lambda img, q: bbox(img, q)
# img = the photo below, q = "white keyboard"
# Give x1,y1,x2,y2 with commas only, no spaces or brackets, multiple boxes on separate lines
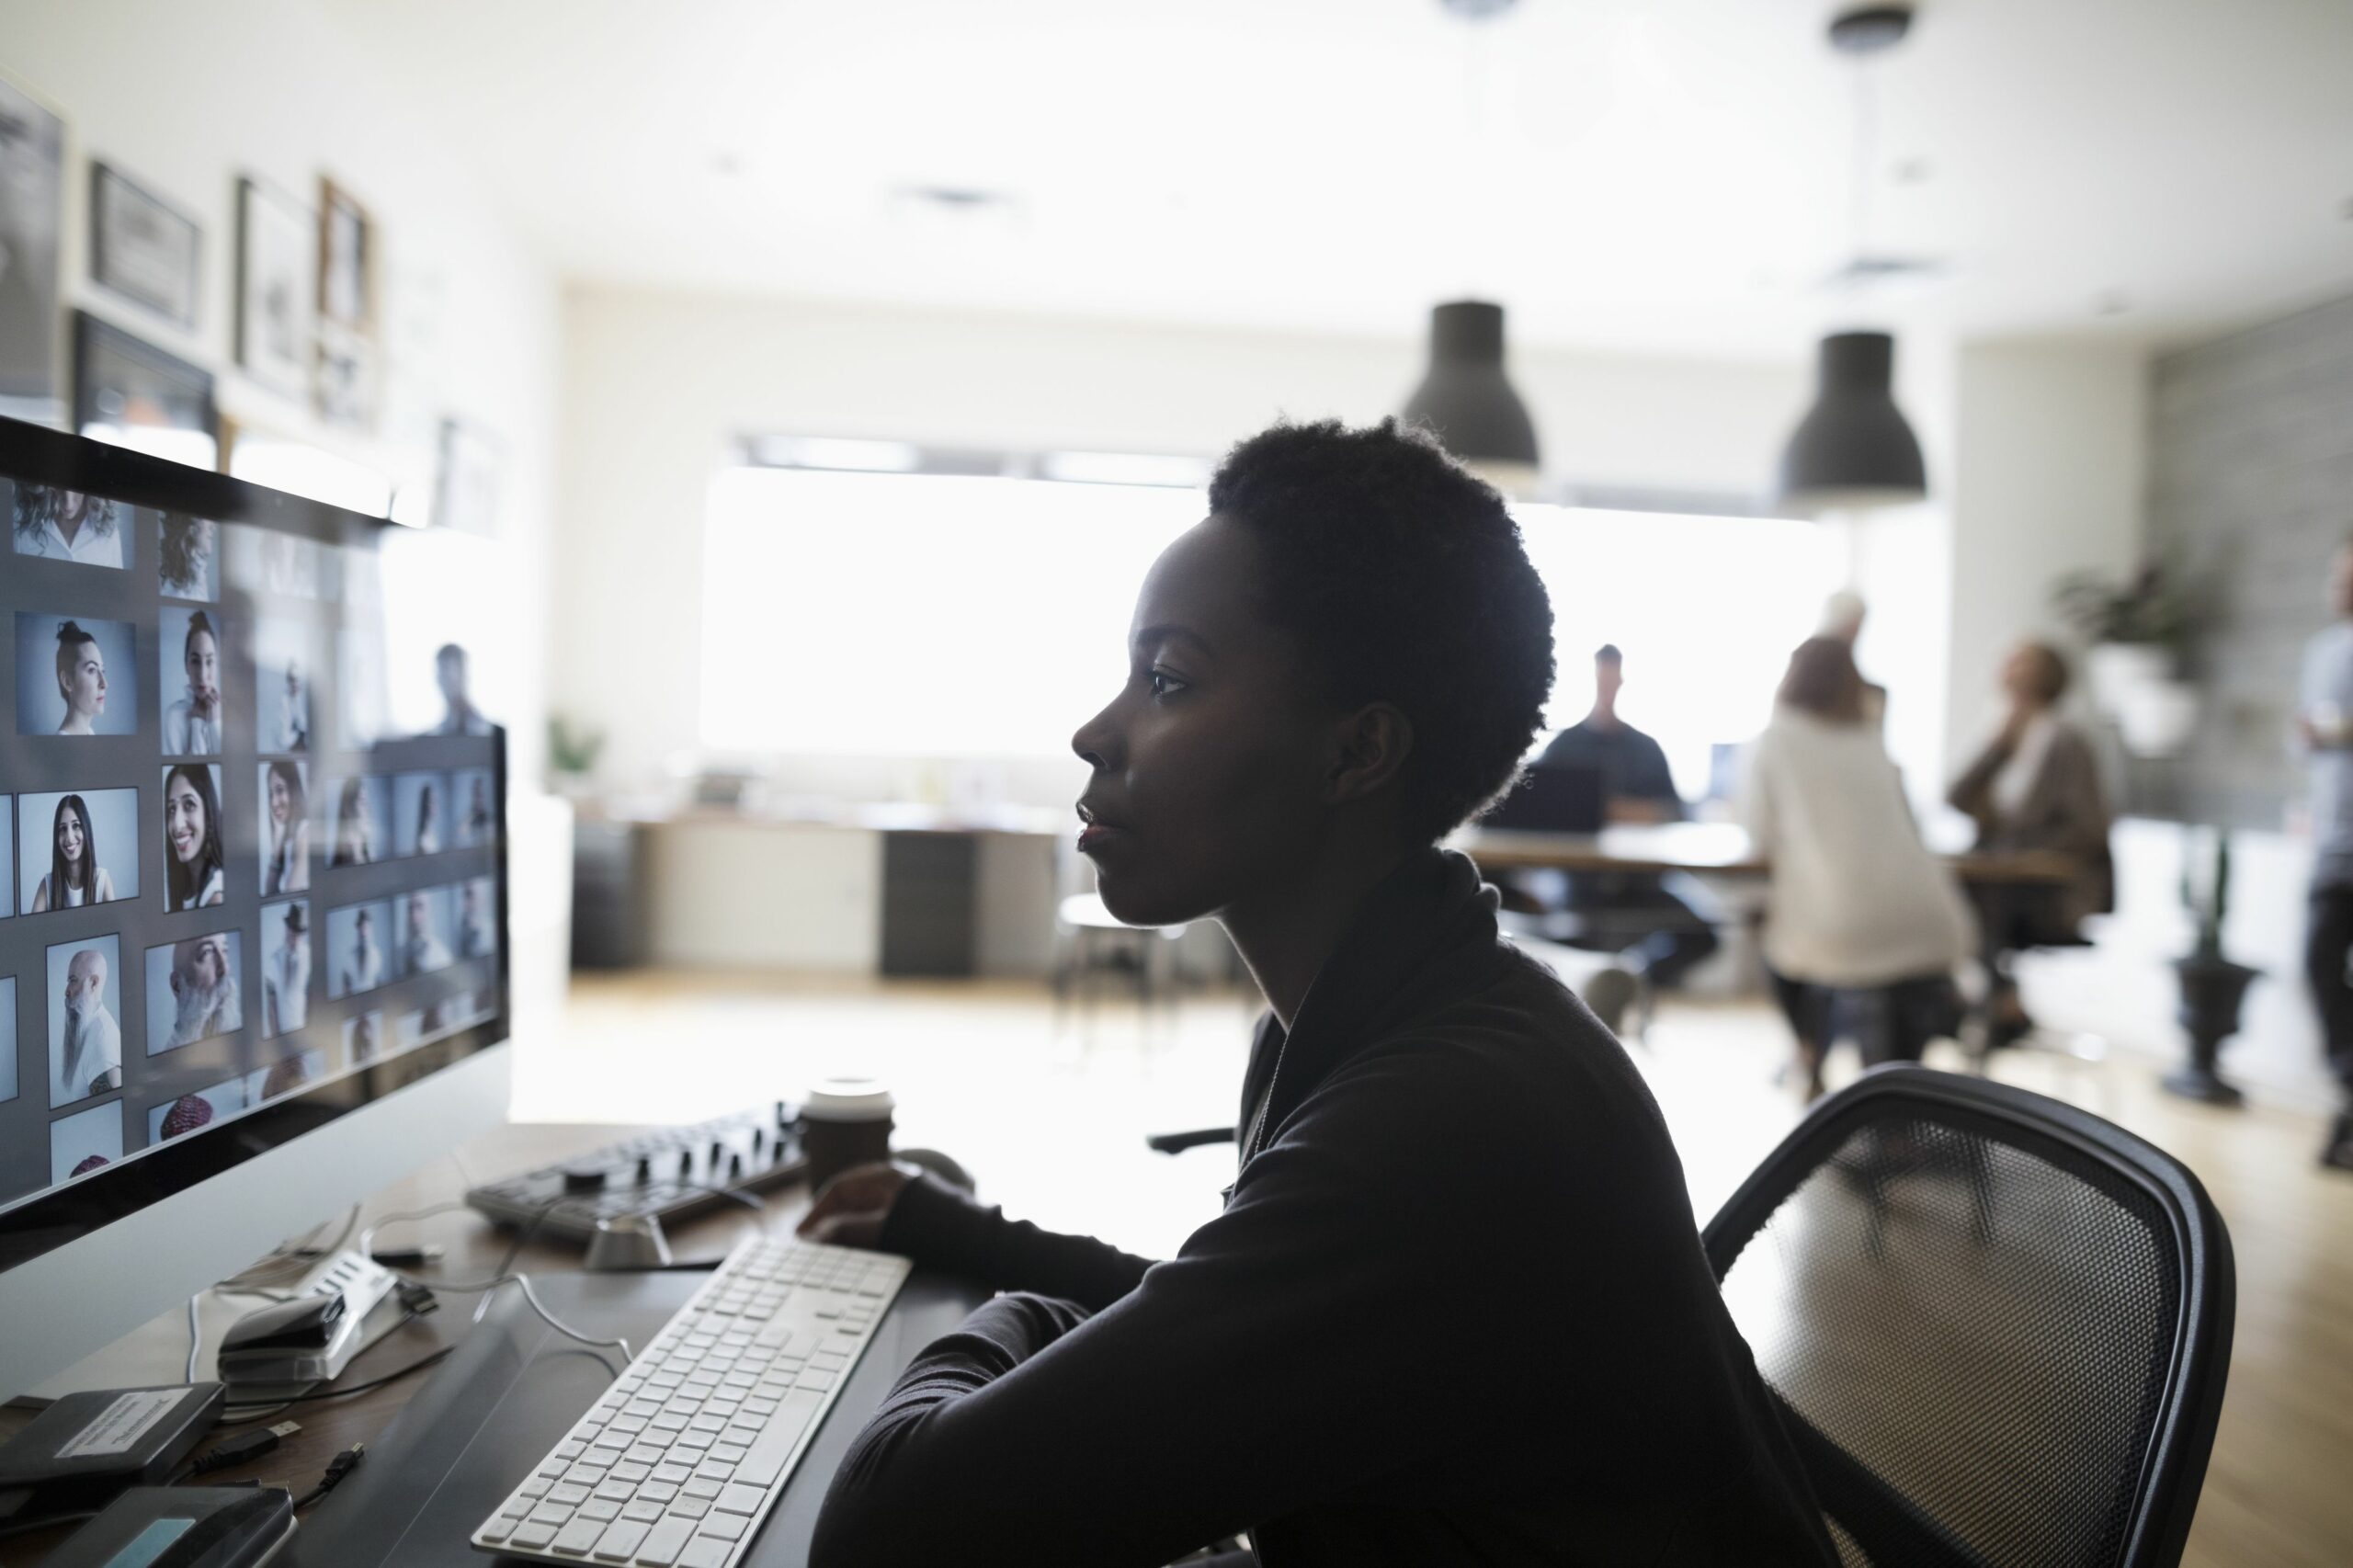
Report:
471,1236,910,1566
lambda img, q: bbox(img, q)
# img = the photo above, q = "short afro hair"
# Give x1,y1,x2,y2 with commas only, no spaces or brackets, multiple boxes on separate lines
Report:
1206,418,1555,844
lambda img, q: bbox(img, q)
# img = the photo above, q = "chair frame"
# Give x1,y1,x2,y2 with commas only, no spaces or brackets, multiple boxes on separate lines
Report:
1701,1064,2235,1568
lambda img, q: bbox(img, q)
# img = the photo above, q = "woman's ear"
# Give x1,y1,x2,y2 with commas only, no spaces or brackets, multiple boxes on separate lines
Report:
1325,702,1415,804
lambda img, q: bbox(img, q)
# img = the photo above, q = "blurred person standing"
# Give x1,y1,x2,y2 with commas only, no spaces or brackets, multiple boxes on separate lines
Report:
1745,638,1973,1098
1818,589,1888,728
1946,640,2113,1044
2298,537,2353,1172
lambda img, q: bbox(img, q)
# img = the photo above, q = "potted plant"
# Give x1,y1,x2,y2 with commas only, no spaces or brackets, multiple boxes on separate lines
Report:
2052,559,2200,756
2165,828,2256,1107
548,713,605,800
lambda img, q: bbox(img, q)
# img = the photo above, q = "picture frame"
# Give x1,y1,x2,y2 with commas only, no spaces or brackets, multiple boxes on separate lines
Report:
72,309,218,470
435,416,506,535
89,162,200,330
235,176,315,402
317,176,375,334
0,72,66,417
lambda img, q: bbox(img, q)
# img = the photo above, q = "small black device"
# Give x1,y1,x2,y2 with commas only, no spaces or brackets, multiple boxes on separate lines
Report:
0,1384,225,1525
41,1485,294,1568
464,1105,805,1242
1479,763,1607,834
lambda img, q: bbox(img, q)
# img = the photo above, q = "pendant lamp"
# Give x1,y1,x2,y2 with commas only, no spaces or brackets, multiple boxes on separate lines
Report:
1778,330,1926,513
1403,300,1540,496
1776,3,1928,516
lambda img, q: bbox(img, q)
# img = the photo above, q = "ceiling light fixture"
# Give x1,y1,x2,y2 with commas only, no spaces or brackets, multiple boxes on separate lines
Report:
1777,2,1928,516
1403,0,1540,498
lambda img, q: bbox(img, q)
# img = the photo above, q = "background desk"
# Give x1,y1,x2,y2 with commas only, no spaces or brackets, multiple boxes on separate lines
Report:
3,1122,956,1565
1458,821,2076,885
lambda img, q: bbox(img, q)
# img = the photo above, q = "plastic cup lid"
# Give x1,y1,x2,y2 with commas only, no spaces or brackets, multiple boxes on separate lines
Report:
802,1076,895,1121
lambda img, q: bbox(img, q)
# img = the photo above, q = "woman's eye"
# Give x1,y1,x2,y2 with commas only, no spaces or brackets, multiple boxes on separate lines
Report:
1147,668,1188,699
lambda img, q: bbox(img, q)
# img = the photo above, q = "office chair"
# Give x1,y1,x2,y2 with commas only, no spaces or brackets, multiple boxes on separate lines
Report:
1704,1065,2234,1568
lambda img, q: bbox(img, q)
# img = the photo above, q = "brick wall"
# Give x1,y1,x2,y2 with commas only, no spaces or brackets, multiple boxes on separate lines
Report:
2147,291,2353,826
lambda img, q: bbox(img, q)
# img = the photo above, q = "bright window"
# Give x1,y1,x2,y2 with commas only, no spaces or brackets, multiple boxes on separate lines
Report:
700,465,1847,790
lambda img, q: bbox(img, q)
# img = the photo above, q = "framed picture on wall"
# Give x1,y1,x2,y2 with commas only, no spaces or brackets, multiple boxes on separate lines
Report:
236,176,315,401
0,72,66,419
72,309,218,469
89,162,200,330
317,176,375,333
435,416,506,535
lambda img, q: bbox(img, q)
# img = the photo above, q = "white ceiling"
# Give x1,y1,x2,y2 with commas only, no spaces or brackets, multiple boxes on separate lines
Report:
320,0,2353,358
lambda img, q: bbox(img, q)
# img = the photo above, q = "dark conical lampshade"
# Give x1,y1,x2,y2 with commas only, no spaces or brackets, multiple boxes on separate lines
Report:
1403,301,1540,496
1777,330,1927,514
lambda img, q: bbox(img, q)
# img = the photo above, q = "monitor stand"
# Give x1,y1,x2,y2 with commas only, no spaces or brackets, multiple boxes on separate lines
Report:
284,1264,989,1567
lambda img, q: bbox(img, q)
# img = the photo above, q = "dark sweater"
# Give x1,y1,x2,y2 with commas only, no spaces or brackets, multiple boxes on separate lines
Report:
812,848,1837,1568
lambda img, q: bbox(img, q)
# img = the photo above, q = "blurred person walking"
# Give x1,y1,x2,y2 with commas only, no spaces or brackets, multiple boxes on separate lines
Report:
1745,637,1972,1098
2297,538,2353,1172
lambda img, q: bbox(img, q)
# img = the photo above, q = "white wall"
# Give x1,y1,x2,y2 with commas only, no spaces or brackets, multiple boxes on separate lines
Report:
554,285,1811,790
1,0,562,782
1942,339,2150,767
2,0,566,1034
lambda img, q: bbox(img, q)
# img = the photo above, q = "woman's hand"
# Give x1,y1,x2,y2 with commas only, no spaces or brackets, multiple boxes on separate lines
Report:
797,1161,918,1249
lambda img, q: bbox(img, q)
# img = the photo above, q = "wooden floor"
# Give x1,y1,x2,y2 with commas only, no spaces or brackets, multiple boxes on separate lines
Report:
543,971,2353,1566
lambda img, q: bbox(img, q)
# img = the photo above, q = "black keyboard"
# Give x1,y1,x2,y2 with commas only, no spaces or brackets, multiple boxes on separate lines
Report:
466,1105,808,1242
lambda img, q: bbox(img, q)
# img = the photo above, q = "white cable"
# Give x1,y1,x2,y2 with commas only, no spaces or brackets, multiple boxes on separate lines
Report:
185,1294,203,1382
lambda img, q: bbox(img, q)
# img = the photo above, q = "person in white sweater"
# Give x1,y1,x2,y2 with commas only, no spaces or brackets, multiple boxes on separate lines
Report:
1744,637,1974,1098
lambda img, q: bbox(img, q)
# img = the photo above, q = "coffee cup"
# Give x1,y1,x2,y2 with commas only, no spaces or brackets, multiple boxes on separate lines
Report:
800,1076,896,1193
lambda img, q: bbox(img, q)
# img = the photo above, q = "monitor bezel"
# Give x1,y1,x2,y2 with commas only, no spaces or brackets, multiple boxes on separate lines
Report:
0,415,512,1278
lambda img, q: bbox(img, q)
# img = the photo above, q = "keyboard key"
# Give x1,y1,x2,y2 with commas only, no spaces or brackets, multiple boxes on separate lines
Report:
580,1499,624,1523
698,1512,748,1541
682,1477,723,1500
665,1496,710,1520
479,1514,517,1543
551,1483,593,1506
622,1499,666,1523
678,1538,732,1568
556,1518,608,1553
613,1461,653,1484
512,1521,561,1551
640,1482,680,1504
653,1462,694,1484
710,1443,750,1466
734,1390,825,1486
714,1483,766,1516
595,1520,650,1562
529,1501,574,1526
634,1516,695,1565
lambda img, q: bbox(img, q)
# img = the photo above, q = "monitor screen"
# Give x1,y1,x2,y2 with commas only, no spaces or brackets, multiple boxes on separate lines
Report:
0,418,508,1273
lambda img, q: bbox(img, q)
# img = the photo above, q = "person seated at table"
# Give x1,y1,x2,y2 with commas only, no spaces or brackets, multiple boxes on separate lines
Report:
1746,636,1974,1100
797,419,1836,1568
1521,644,1721,1020
1946,640,2113,1044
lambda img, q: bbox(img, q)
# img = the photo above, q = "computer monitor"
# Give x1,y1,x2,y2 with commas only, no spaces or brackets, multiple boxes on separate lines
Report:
0,417,512,1400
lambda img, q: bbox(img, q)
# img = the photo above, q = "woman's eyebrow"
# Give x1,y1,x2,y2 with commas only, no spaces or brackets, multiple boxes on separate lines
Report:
1133,623,1215,660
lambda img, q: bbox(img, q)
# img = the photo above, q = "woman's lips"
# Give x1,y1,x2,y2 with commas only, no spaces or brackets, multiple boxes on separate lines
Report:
173,829,197,858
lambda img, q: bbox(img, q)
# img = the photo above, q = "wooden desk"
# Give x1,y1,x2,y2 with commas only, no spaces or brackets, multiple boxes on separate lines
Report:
2,1121,815,1563
1458,822,2077,886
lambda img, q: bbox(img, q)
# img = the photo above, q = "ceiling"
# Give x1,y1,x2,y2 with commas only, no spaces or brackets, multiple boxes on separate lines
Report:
319,0,2353,358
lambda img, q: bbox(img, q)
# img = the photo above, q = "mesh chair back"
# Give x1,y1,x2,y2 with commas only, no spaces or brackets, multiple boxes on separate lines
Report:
1705,1066,2233,1568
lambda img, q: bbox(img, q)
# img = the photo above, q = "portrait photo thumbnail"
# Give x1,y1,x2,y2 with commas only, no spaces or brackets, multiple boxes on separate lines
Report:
392,770,446,858
344,1009,384,1068
148,1077,247,1144
326,898,392,1000
17,787,141,914
158,512,221,601
260,899,311,1039
260,760,312,896
244,1045,324,1108
12,485,129,571
0,975,16,1104
144,929,244,1057
396,884,455,980
158,604,225,756
255,618,313,755
457,875,497,963
47,932,123,1109
224,521,321,600
161,763,227,912
452,767,495,848
326,775,389,868
51,1101,124,1185
15,612,138,737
